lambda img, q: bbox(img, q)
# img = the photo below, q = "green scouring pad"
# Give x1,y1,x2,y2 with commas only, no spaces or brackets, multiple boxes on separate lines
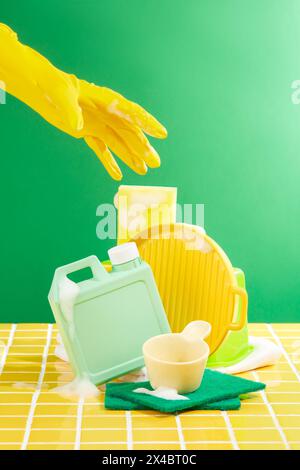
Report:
105,369,265,413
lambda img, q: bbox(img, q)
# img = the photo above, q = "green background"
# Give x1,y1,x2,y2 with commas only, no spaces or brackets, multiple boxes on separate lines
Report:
0,0,299,323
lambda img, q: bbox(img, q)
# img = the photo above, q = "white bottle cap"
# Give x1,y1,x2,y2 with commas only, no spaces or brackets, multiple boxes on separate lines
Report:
108,242,140,266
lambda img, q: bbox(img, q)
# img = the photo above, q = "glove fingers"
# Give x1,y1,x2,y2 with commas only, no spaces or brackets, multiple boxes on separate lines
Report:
81,81,167,139
81,99,161,168
116,126,161,168
80,106,147,175
108,95,167,139
104,126,148,175
85,136,123,181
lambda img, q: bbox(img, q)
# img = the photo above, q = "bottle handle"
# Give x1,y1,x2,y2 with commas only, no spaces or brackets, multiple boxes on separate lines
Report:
53,255,108,284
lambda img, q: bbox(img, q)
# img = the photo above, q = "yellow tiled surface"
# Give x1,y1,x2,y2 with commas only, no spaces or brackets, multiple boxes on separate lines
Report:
0,323,299,450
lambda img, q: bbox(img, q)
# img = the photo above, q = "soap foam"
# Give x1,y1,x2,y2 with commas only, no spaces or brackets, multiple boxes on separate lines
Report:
55,332,69,362
53,375,99,399
55,279,100,399
54,344,69,362
134,386,189,401
58,276,80,338
12,382,39,391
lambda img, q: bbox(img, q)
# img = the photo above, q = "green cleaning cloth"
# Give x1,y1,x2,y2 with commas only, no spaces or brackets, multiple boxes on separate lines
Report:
105,369,265,413
105,383,241,411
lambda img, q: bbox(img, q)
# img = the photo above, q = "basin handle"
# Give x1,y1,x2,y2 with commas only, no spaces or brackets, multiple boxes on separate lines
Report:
228,286,248,331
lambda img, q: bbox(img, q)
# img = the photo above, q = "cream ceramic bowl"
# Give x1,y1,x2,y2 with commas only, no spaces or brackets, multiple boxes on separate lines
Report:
143,326,210,394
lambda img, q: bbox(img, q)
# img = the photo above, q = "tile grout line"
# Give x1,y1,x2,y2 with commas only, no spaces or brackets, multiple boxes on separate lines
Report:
0,324,17,375
74,396,84,450
125,411,133,450
221,411,239,450
0,440,291,445
252,370,290,450
2,426,299,431
21,324,53,450
175,415,186,450
0,440,294,447
268,324,300,382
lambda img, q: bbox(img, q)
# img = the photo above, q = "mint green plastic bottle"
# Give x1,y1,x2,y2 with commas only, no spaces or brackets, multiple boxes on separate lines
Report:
48,242,170,385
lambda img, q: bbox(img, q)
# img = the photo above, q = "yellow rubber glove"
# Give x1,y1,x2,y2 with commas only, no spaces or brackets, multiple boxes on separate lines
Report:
0,23,167,180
